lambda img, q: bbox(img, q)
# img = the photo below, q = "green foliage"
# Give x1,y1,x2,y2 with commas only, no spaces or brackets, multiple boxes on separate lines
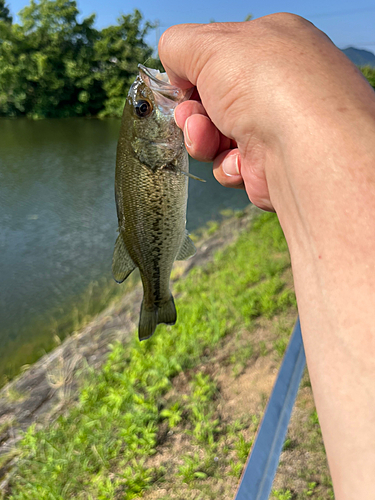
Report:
186,373,220,446
309,409,320,427
272,489,293,500
7,213,296,499
95,11,154,118
0,0,12,23
273,318,295,358
160,402,182,428
1,2,374,121
0,0,154,118
259,340,268,356
230,343,254,377
229,459,243,478
234,433,253,462
361,66,375,90
303,481,317,496
283,437,293,451
178,453,210,482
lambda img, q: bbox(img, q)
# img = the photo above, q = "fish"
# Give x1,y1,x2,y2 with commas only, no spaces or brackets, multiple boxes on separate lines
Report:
112,64,199,341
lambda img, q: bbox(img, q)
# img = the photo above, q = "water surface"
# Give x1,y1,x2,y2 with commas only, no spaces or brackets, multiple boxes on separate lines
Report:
0,118,250,381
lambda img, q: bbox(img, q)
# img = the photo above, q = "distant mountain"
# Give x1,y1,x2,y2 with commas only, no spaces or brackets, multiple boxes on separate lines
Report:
341,47,375,67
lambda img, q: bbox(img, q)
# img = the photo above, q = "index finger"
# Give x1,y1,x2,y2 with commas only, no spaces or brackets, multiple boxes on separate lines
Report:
158,24,217,90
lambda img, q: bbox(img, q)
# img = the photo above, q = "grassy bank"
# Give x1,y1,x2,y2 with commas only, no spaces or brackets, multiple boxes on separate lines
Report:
0,273,142,387
3,213,332,499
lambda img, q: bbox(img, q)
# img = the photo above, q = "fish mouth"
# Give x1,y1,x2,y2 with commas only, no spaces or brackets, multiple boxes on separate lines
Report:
138,64,193,109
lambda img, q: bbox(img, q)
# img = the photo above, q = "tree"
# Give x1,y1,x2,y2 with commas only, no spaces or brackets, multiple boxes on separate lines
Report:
95,10,153,117
361,66,375,90
0,0,156,118
0,0,12,23
0,0,99,117
13,0,101,117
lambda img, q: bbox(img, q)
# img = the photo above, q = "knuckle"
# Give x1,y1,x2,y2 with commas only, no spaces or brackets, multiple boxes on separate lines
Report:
158,25,177,54
254,12,313,32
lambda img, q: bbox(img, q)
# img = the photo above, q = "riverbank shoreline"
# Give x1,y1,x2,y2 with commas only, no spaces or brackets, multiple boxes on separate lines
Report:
0,204,257,488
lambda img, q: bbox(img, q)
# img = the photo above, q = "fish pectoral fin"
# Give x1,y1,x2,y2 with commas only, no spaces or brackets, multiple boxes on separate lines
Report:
162,162,205,182
112,234,136,283
179,169,206,182
176,231,196,261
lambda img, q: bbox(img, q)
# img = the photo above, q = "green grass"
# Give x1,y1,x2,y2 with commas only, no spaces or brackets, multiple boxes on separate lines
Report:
5,212,297,500
272,489,293,500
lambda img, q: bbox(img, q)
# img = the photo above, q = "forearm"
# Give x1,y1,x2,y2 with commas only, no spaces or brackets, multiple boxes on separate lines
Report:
271,101,375,499
159,17,375,497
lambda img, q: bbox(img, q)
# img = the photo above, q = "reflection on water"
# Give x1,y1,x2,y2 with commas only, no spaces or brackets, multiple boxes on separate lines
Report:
0,118,250,381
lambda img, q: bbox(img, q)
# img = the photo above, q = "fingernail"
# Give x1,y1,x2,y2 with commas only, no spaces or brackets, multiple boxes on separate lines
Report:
222,153,240,176
173,108,182,129
184,117,192,148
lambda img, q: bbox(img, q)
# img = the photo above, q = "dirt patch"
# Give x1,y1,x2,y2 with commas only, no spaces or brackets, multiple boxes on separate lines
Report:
218,355,278,421
140,313,333,500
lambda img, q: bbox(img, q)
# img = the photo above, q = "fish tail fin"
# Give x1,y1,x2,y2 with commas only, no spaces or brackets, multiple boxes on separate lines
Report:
138,294,177,341
139,302,158,341
157,294,177,326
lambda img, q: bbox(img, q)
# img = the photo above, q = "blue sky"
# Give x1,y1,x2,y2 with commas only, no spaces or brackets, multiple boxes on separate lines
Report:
7,0,375,53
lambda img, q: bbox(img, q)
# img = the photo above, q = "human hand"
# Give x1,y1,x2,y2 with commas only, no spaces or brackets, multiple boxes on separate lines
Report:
159,14,375,212
160,17,375,500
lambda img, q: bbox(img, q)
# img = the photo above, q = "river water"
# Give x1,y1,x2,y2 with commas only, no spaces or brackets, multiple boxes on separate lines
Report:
0,118,250,382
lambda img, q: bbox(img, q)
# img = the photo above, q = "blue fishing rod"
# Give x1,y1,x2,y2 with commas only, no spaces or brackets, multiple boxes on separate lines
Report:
234,318,306,500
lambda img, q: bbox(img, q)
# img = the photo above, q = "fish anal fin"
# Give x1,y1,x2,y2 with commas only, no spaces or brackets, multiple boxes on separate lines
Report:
112,234,136,283
176,231,196,261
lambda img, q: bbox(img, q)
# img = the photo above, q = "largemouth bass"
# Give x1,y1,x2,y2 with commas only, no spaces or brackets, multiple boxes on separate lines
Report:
112,64,196,341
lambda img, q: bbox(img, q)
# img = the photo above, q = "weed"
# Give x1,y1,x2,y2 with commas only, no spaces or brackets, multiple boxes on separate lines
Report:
207,221,220,235
283,437,293,451
0,448,19,470
160,402,182,429
272,489,293,500
186,373,220,446
309,410,320,427
229,459,243,478
259,340,268,356
303,481,317,496
178,453,207,483
234,433,253,463
0,418,17,436
227,419,248,437
3,387,26,403
6,213,300,499
230,343,254,377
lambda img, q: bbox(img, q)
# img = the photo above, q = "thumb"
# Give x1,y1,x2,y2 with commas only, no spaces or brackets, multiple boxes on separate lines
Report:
213,150,244,190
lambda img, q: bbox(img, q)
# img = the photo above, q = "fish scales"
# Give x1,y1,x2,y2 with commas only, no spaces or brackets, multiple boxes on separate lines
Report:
112,65,197,340
117,150,187,304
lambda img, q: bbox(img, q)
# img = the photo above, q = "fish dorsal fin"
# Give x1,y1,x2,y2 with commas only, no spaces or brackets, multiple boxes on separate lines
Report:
112,234,136,283
176,231,196,261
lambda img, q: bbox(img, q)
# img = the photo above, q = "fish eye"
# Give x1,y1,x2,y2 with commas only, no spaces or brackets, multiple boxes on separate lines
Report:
135,100,153,118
